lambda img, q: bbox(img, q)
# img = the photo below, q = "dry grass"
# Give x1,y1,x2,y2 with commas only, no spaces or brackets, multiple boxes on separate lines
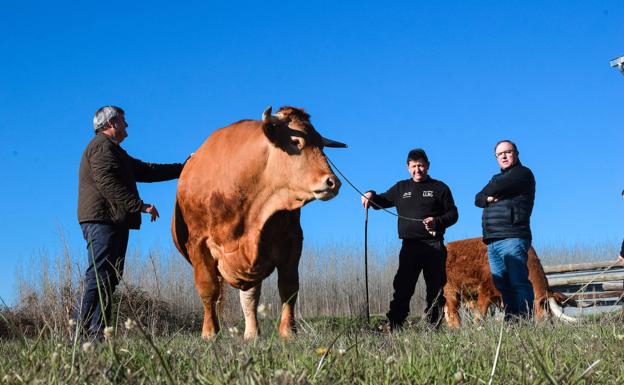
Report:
3,236,619,339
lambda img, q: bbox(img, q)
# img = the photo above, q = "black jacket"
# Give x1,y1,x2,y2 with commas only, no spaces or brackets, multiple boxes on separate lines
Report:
368,176,458,240
78,133,183,229
475,162,535,242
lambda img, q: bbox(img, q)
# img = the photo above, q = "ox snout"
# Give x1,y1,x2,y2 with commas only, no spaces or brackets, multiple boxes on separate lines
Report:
313,174,341,201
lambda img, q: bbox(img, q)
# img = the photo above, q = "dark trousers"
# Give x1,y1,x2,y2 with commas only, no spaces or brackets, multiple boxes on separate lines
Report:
386,239,447,326
74,222,129,337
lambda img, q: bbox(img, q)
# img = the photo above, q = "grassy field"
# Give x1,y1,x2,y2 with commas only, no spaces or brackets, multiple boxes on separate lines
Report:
1,240,623,384
1,314,623,384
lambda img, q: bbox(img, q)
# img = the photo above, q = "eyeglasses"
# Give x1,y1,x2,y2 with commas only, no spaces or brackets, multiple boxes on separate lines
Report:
495,149,515,158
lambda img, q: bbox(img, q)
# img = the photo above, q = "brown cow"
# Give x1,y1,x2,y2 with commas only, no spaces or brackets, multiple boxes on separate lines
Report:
172,106,345,340
443,237,576,328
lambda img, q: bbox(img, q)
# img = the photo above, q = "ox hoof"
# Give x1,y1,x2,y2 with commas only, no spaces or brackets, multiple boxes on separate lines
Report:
278,319,298,339
278,327,296,339
201,332,219,341
444,307,461,329
243,330,259,341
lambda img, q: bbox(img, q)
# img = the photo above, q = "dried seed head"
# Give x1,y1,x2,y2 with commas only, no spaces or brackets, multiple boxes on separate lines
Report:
384,355,396,365
103,326,114,339
125,318,137,330
257,304,268,317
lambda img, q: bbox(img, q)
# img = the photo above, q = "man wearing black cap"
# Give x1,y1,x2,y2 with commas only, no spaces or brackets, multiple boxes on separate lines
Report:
362,149,458,330
76,105,185,341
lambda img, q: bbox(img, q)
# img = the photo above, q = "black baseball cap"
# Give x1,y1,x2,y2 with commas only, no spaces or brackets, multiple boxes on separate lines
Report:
407,148,429,164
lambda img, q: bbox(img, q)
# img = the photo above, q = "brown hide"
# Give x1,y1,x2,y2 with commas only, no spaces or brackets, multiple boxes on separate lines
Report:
444,237,559,328
172,107,341,339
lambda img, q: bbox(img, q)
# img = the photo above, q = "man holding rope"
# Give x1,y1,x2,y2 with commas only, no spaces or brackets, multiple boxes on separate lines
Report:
362,148,458,330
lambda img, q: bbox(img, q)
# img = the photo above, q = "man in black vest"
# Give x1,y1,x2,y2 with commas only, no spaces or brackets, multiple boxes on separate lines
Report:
475,140,535,319
362,149,458,330
76,105,184,340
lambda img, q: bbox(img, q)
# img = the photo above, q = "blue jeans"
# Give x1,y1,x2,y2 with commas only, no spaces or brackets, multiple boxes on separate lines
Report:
487,238,534,318
74,222,129,338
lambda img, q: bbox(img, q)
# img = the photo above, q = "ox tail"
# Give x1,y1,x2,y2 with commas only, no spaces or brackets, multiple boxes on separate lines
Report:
172,199,191,264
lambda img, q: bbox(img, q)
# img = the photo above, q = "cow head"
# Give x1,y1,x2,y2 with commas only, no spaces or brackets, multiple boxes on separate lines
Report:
261,106,344,204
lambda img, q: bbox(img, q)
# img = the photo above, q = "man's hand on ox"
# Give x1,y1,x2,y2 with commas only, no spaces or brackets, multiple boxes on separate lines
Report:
486,196,499,204
361,192,374,209
142,203,160,222
617,256,624,265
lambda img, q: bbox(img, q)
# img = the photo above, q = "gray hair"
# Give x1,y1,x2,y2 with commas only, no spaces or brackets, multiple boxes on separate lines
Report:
93,106,125,133
493,139,518,153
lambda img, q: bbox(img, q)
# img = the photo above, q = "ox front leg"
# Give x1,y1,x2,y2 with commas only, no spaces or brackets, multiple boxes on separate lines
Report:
193,261,221,340
443,286,461,329
239,283,262,340
277,267,299,339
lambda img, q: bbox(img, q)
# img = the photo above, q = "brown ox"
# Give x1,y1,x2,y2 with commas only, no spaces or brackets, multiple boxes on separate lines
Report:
443,237,576,328
172,106,345,340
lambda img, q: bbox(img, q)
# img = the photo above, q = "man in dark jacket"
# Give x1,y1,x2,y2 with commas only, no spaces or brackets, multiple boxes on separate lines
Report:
475,139,535,319
362,149,458,329
76,105,184,339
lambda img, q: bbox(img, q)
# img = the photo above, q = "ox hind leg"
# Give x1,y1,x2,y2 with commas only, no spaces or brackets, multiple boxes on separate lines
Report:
276,237,302,339
532,294,549,321
239,283,262,340
476,283,501,322
190,242,221,340
277,265,299,338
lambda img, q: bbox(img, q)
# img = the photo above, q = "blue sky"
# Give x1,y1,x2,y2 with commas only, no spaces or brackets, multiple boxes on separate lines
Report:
1,1,623,304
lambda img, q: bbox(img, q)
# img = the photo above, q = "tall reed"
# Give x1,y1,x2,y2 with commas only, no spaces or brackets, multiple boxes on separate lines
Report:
4,235,617,337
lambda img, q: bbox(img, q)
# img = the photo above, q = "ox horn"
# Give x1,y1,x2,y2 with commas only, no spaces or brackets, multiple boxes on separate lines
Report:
321,136,348,148
547,298,578,323
262,106,275,123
